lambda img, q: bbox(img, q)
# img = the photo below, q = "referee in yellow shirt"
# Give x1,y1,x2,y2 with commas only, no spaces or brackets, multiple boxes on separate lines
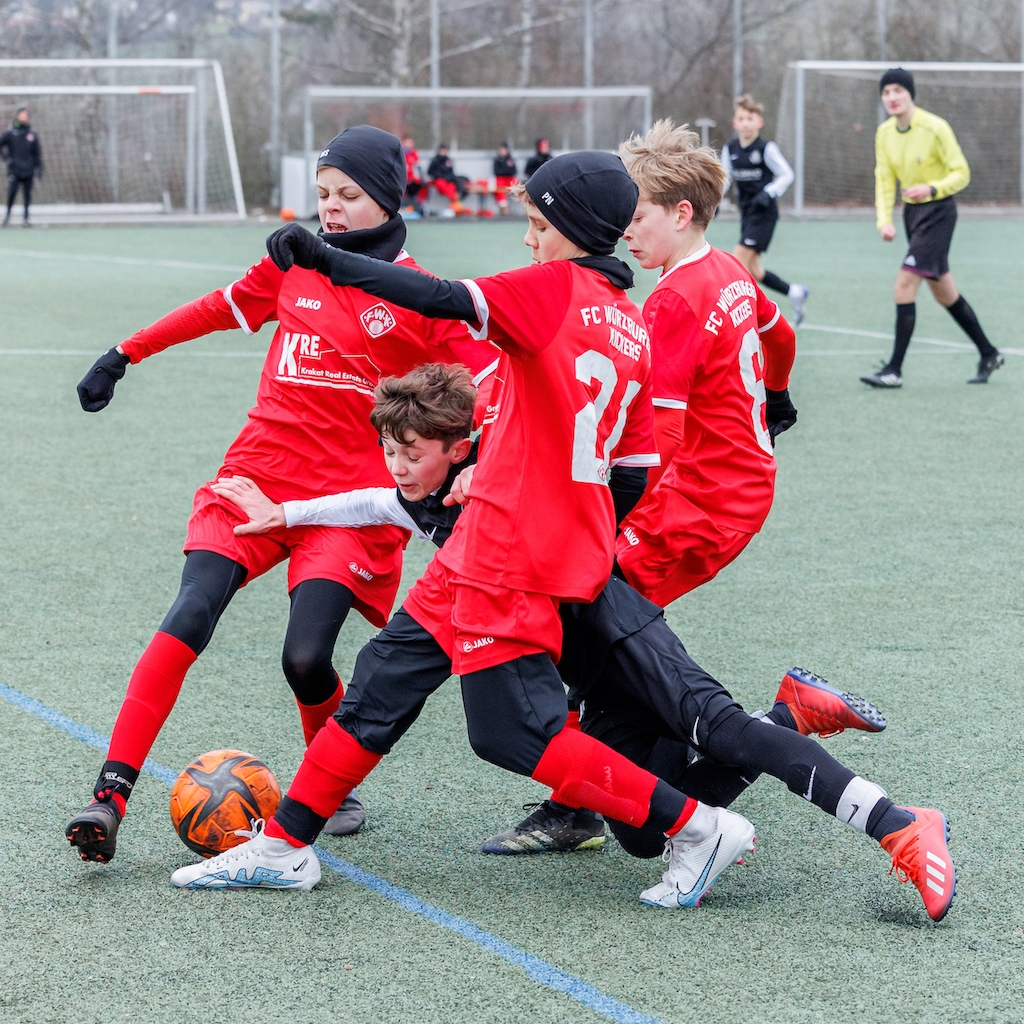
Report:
861,68,1003,388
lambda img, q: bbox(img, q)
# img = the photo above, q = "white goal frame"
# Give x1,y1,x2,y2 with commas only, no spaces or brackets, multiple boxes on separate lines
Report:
787,60,1024,215
0,59,245,218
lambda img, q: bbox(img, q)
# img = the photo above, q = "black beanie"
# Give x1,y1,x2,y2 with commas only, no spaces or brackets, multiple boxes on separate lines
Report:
525,151,638,256
317,125,406,219
879,68,915,99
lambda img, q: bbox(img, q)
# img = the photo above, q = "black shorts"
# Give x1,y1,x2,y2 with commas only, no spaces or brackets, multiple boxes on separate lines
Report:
738,198,778,253
901,195,956,279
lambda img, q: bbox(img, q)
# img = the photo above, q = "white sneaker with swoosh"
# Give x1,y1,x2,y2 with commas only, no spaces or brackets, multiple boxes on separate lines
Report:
171,819,321,890
640,807,755,909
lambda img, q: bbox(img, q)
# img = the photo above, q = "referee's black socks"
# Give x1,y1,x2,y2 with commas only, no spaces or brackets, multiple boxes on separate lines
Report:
946,295,997,358
888,302,916,374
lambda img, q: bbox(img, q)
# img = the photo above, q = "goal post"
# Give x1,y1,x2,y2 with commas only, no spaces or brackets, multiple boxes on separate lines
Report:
289,85,652,217
777,60,1024,215
0,59,245,218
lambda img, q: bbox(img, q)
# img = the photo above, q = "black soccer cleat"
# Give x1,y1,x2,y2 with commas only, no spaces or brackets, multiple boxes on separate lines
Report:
481,800,605,854
967,351,1004,384
66,800,123,863
860,368,903,388
323,789,366,837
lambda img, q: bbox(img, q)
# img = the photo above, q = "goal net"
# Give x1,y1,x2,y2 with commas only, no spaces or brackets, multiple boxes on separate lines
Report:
0,60,245,217
776,61,1024,213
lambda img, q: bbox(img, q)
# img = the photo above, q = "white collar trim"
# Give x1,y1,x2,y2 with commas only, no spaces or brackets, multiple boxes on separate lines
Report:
660,242,711,281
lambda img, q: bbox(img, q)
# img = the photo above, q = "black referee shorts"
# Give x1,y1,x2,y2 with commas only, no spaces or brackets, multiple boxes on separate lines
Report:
901,195,956,279
738,198,778,253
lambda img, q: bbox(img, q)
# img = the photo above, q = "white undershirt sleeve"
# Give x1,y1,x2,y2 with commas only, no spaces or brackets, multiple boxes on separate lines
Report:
719,147,733,196
763,141,794,198
283,488,427,540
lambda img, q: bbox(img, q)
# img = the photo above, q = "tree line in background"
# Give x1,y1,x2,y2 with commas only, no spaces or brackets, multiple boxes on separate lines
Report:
0,0,1013,207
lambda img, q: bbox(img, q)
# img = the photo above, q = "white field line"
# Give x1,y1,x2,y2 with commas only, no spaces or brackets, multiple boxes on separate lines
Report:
0,246,246,274
0,348,265,357
800,322,1024,357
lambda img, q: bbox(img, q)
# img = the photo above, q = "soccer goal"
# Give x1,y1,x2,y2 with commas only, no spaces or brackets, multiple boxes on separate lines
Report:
0,59,245,218
776,61,1024,214
282,85,652,218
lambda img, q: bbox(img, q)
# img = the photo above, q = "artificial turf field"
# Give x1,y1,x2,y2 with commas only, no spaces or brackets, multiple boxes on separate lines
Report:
2,215,1024,1024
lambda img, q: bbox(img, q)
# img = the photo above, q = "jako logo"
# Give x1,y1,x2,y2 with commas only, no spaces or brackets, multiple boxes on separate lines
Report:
623,527,640,546
348,561,374,581
360,303,397,338
541,191,555,206
295,296,321,310
462,636,495,653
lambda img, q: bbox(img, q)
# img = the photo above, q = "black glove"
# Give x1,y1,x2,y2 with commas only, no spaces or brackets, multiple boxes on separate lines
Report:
77,347,130,412
765,387,797,441
751,189,774,210
266,223,327,273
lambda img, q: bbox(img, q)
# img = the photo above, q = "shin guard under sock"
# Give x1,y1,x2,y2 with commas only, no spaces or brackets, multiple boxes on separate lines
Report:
946,295,996,358
534,726,667,828
889,302,916,373
274,719,382,844
105,631,197,773
761,270,791,295
296,675,343,746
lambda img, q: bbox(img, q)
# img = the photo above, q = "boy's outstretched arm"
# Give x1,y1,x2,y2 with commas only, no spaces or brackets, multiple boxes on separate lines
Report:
267,223,479,322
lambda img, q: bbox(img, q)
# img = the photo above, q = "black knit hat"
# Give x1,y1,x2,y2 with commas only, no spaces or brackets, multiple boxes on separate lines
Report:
317,125,406,219
525,151,638,256
879,68,915,99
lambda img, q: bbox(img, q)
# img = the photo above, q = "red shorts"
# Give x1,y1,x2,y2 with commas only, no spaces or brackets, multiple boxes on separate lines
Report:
185,482,407,627
616,491,756,609
402,556,562,675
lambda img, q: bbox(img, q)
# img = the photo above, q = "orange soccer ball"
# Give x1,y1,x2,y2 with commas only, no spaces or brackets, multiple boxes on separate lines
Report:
279,206,296,221
169,749,281,858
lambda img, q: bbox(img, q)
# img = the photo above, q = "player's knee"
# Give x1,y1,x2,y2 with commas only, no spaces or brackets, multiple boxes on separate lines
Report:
607,818,667,859
281,641,333,698
466,719,547,775
159,586,221,655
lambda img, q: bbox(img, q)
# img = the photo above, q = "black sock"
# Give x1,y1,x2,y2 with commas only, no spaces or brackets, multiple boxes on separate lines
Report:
867,799,914,843
761,270,790,295
274,795,329,846
946,295,996,358
767,701,798,731
888,302,916,373
645,778,689,833
94,761,140,804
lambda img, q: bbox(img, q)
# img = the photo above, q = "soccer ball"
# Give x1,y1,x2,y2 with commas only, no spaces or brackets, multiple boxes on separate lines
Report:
169,749,281,858
279,206,296,221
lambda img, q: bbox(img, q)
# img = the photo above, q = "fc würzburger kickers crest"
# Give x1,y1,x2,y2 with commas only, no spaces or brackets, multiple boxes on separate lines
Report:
360,303,397,338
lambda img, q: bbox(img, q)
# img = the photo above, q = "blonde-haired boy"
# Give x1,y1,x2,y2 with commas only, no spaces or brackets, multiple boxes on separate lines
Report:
722,94,808,324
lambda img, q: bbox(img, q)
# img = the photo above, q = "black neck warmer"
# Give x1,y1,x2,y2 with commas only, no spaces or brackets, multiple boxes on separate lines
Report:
319,215,407,263
571,255,635,290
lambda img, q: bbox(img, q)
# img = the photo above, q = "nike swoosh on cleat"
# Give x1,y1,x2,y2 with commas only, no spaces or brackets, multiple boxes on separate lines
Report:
679,836,723,904
803,765,816,802
292,858,309,872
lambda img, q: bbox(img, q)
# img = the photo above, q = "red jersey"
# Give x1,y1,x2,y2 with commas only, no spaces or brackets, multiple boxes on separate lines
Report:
437,261,658,602
639,243,793,532
121,252,499,505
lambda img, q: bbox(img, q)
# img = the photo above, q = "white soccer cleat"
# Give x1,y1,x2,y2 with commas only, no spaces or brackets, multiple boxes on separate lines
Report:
639,807,755,909
788,283,809,326
170,819,321,890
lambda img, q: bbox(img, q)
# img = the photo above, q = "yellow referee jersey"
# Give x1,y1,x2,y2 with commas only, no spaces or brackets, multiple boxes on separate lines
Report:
874,107,970,229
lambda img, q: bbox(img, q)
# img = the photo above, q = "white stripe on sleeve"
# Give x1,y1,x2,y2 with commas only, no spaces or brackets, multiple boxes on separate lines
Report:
473,357,499,387
610,452,661,468
757,304,782,334
459,279,490,341
222,281,255,335
652,397,687,409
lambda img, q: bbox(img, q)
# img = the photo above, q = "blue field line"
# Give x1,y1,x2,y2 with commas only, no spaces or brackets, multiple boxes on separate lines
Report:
0,680,664,1024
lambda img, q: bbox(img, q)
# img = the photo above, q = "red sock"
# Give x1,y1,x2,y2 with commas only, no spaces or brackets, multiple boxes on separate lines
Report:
565,709,581,731
533,726,659,828
93,793,128,817
106,631,196,768
286,718,382,818
665,797,699,836
264,817,308,848
296,675,343,746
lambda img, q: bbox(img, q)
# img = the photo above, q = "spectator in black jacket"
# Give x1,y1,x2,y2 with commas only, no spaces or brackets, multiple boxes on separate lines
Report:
426,144,469,214
524,138,552,179
1,108,43,226
492,142,517,214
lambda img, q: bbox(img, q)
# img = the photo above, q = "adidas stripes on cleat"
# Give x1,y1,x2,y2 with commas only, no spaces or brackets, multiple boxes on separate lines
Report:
480,800,605,854
66,800,122,863
775,667,887,738
640,807,755,909
880,807,956,922
170,819,321,890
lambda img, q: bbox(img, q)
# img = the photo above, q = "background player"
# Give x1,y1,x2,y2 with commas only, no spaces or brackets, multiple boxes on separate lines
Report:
0,106,42,227
66,125,496,864
721,95,808,324
861,68,1003,388
492,142,518,215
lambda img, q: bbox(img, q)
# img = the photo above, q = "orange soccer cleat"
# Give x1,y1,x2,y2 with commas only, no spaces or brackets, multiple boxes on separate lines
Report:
880,807,956,922
775,667,887,738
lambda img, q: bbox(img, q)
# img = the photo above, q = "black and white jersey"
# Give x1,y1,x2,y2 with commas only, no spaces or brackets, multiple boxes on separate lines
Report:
721,137,794,205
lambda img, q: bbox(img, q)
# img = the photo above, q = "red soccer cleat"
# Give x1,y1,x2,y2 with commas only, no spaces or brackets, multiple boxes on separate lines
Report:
880,807,956,922
775,667,887,738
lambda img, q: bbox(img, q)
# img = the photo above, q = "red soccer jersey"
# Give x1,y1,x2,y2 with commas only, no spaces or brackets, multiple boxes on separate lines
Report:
121,253,499,505
640,243,790,532
437,260,658,602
